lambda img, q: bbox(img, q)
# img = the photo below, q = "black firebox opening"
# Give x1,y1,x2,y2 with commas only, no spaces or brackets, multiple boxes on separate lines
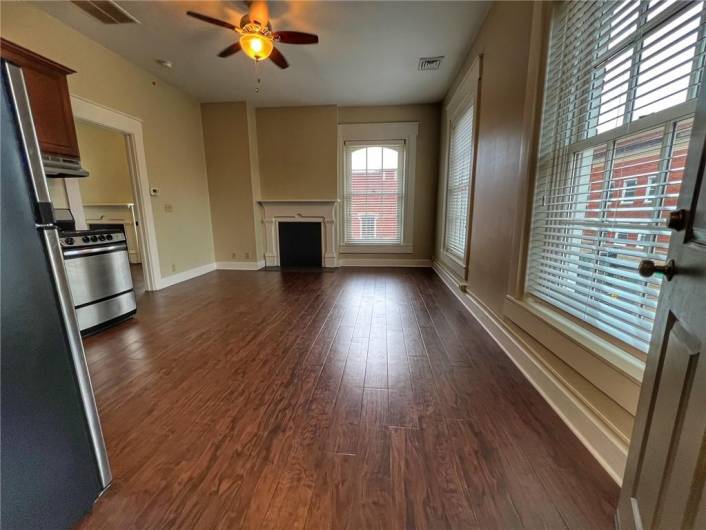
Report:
278,222,322,268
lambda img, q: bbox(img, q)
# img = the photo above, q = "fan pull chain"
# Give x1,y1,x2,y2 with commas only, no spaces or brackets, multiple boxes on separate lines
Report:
254,60,262,94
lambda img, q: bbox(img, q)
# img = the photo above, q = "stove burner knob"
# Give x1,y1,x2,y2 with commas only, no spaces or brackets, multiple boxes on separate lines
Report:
106,234,113,241
98,235,106,241
65,237,74,246
91,235,98,242
82,236,90,243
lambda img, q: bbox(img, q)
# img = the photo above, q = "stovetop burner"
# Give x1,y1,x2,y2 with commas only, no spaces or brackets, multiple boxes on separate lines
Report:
59,227,122,237
59,228,126,249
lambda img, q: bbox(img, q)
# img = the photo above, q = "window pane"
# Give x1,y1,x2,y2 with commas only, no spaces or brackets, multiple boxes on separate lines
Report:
367,146,382,170
344,144,404,245
351,148,367,171
527,0,704,352
444,105,474,260
633,4,702,119
595,49,633,134
382,147,398,169
647,0,678,22
607,1,639,50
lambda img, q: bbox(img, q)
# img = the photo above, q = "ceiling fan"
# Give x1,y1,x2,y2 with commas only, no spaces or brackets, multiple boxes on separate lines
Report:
186,0,318,69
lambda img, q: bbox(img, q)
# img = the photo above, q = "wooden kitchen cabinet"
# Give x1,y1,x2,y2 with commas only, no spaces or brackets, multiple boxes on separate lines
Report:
1,38,80,158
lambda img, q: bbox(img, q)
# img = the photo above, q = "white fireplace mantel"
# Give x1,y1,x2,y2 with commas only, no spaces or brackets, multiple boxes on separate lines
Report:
258,200,338,268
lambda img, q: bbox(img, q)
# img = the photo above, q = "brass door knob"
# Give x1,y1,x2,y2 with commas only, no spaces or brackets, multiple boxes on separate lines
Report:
666,209,688,231
638,259,676,281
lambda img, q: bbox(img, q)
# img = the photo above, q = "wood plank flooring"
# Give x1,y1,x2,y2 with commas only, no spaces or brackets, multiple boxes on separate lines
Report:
77,267,618,529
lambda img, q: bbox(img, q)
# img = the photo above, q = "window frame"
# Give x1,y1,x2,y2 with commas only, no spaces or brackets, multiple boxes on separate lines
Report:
620,177,639,202
437,57,481,278
443,103,475,265
337,122,418,254
521,0,704,357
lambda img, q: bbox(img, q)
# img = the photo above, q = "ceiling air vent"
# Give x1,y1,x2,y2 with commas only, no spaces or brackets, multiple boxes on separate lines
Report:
418,56,444,71
71,1,139,24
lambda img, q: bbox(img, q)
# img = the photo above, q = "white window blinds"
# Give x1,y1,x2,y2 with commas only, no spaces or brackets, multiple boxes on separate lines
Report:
444,105,475,261
343,142,405,245
526,0,706,352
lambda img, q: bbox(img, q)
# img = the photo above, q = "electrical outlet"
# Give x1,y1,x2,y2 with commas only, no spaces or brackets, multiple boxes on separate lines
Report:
232,252,237,259
171,263,176,272
164,203,173,213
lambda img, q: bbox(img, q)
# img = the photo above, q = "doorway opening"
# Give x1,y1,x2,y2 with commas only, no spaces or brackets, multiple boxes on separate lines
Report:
69,96,161,291
72,119,144,295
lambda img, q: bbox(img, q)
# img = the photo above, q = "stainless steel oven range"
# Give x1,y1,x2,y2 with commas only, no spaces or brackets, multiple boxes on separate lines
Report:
60,228,136,334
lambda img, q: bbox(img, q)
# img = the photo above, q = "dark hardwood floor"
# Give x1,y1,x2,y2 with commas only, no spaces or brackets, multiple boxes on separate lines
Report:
78,267,618,529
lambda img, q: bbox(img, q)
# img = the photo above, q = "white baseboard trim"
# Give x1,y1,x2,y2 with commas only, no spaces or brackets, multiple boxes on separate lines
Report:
215,260,266,271
157,263,216,289
432,260,626,485
156,260,268,289
339,258,432,267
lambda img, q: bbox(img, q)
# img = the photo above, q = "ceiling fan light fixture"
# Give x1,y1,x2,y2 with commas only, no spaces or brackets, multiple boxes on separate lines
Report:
240,33,274,61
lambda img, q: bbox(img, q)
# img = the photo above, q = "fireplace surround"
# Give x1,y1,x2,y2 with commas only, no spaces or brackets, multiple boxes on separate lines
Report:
258,200,338,268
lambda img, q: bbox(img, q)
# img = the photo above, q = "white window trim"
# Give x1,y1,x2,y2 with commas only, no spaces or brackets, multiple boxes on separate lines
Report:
620,177,638,204
337,122,418,254
438,57,481,277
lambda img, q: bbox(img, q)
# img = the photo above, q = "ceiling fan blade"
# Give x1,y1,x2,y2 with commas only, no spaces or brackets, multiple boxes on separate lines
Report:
269,47,289,69
218,42,242,58
274,31,319,45
186,11,236,31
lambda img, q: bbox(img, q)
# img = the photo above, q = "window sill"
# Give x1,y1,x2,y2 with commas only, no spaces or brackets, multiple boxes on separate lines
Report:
503,295,644,417
339,244,413,254
505,296,645,383
443,249,466,268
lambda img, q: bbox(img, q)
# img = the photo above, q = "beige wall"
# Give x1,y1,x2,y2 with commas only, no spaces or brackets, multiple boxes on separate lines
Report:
435,0,636,466
436,1,534,309
247,103,264,260
256,105,338,200
201,102,260,263
75,120,133,205
1,2,214,276
339,105,441,261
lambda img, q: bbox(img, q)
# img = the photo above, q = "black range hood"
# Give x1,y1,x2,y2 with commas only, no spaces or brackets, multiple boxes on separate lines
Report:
42,154,89,178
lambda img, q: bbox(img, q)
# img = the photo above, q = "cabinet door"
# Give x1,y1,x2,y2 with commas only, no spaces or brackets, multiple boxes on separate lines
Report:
0,39,80,158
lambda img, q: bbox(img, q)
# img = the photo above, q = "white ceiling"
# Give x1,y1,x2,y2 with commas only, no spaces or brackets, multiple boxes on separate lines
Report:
36,1,490,107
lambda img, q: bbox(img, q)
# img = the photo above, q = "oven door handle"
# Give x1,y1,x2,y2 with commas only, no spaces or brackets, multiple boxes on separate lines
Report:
63,243,127,257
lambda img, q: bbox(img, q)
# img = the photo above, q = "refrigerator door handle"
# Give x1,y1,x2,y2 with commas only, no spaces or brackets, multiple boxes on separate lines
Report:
44,228,113,489
3,63,54,224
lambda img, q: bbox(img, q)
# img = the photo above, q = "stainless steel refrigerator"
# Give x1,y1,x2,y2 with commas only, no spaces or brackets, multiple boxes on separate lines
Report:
1,61,112,528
